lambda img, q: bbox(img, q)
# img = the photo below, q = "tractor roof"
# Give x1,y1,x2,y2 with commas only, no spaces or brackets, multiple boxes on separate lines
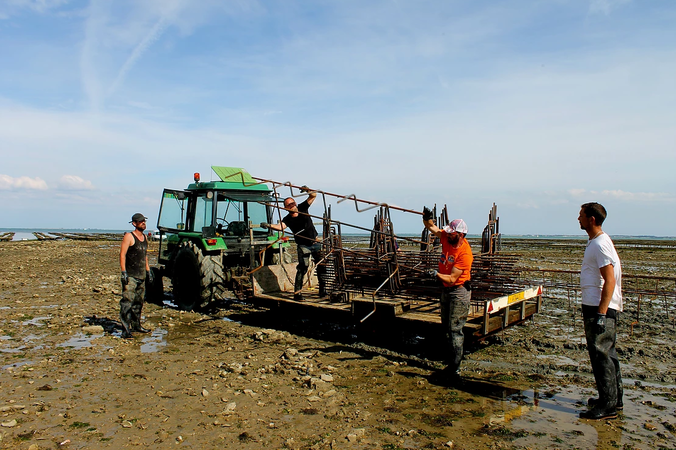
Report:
186,166,271,192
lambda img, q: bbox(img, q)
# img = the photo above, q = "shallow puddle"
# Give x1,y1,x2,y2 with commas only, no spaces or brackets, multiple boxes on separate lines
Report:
21,316,51,326
57,331,103,350
140,328,168,353
0,345,26,353
1,360,33,370
505,383,676,449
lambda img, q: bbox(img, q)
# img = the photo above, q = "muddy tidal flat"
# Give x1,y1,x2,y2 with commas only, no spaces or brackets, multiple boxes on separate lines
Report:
1,238,676,450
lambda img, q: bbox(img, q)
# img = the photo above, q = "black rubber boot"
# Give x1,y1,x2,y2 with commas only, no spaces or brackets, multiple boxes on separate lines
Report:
133,323,151,333
429,367,463,387
132,315,151,333
580,406,617,420
582,353,618,420
120,311,134,339
588,397,623,410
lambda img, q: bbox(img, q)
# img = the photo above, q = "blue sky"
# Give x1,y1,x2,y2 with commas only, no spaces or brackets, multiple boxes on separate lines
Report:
1,0,675,236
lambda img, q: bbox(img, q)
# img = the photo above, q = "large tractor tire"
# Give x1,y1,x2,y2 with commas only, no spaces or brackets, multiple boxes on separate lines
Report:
172,241,227,311
145,267,164,305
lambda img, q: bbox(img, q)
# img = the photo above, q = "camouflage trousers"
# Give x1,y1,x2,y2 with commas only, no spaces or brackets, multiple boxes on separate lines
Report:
120,277,145,334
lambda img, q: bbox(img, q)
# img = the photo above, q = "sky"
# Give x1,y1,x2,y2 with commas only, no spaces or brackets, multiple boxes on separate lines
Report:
1,0,675,236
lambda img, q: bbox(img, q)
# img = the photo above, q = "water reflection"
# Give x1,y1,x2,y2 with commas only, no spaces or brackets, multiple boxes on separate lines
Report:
57,332,102,349
140,328,168,353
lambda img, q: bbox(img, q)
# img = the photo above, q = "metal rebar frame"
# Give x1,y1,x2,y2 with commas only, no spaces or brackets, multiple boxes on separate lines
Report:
511,267,676,333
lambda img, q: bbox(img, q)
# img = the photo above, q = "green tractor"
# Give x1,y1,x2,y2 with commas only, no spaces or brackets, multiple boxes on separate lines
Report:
147,166,289,310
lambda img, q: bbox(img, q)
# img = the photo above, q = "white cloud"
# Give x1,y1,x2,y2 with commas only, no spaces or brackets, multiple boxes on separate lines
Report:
106,14,171,98
57,175,95,191
0,174,48,190
568,188,675,203
589,0,631,16
601,190,676,203
4,0,70,14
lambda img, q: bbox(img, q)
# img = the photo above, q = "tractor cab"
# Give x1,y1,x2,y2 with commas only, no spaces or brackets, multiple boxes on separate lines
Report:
150,167,289,310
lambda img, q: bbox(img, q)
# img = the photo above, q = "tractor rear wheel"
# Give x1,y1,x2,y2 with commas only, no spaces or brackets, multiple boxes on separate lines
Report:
145,267,164,305
172,241,226,311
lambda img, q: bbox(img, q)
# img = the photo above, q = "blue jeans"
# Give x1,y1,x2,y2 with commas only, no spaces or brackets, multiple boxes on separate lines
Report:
295,243,327,294
440,285,471,372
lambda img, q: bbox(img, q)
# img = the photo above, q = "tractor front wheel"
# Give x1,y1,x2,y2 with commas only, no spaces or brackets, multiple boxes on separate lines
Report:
172,241,226,311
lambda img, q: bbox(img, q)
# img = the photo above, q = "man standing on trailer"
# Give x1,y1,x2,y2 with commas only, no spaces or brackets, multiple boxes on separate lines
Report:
119,213,153,338
578,202,623,420
422,207,473,383
263,186,327,301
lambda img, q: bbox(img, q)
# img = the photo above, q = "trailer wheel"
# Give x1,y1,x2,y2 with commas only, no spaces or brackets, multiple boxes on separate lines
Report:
172,241,226,311
145,267,164,305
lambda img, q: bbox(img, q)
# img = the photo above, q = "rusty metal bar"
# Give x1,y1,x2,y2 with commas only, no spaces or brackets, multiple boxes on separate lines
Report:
252,176,423,216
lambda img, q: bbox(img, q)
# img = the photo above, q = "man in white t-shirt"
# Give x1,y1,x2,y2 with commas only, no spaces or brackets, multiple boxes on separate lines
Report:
578,202,623,420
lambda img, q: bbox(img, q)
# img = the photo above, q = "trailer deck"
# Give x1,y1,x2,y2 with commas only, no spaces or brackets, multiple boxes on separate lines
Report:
250,253,543,341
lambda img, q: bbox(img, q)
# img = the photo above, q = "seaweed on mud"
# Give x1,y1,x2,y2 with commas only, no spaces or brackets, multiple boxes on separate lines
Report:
420,412,462,426
475,424,529,440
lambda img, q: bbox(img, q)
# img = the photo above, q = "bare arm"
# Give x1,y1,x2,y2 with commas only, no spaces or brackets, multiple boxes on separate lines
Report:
598,264,616,314
437,266,463,284
119,233,134,272
423,219,444,239
268,221,287,232
305,190,317,206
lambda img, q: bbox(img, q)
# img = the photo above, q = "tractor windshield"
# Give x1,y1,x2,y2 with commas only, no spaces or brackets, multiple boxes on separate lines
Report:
216,193,268,237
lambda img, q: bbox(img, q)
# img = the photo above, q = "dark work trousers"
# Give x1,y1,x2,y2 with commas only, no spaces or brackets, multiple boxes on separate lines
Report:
440,285,471,373
295,242,327,294
120,277,145,333
583,305,623,408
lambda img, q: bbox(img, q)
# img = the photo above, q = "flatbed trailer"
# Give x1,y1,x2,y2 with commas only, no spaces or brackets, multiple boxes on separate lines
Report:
249,252,543,341
151,167,543,341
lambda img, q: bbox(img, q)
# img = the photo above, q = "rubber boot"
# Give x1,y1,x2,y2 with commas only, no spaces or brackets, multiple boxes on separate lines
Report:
294,270,305,301
429,365,463,387
119,311,134,339
589,364,624,410
132,317,151,333
580,358,618,420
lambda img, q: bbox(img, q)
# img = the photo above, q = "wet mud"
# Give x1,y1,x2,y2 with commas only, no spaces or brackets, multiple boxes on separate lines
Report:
1,239,675,449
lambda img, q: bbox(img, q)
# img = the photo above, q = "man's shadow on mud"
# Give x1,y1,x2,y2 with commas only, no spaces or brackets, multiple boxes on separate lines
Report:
84,315,126,335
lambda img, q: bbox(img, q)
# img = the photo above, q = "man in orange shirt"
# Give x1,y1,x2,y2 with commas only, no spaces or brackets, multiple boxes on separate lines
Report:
423,207,473,383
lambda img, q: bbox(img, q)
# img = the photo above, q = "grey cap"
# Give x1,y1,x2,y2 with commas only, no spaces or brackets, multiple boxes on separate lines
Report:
130,213,147,223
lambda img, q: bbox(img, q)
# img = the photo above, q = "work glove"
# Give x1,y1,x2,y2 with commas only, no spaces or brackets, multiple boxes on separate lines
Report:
426,269,439,279
595,313,606,334
422,206,433,221
300,185,310,193
260,222,269,229
147,269,154,284
121,271,129,286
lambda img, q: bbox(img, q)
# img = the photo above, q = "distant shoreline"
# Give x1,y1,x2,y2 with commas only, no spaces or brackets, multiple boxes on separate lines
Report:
1,228,674,242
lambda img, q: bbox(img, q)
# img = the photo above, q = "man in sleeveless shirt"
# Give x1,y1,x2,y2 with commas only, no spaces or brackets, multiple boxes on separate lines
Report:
423,208,473,383
263,187,327,301
119,213,153,338
578,202,623,420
